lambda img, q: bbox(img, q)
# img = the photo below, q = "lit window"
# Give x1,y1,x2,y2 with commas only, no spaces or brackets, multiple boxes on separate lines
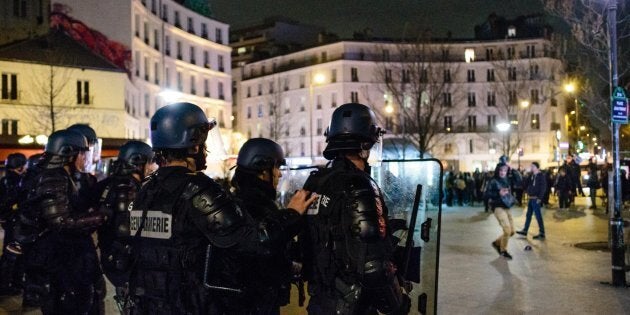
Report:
465,48,475,63
508,26,516,38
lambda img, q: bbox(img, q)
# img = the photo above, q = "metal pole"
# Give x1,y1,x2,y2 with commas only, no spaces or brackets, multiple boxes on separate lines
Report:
607,0,626,287
575,98,580,147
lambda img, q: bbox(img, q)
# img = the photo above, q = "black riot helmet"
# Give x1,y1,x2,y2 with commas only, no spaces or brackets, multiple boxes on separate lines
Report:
45,129,89,157
118,141,154,166
26,153,43,169
150,102,216,150
67,124,98,145
323,103,384,160
5,153,27,170
237,138,286,172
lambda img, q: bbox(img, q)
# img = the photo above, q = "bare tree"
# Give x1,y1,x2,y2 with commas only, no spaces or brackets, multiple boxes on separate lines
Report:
542,0,630,130
265,76,291,142
479,47,563,159
365,39,465,158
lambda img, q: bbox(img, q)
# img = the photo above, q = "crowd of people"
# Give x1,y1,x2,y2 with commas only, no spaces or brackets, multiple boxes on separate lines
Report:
0,102,413,314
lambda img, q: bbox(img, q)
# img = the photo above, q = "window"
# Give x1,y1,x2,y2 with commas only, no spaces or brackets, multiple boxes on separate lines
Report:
441,49,450,60
218,110,225,127
258,104,263,118
144,56,149,81
144,93,150,117
299,75,305,88
351,67,358,82
529,64,539,79
134,14,140,37
532,137,540,153
467,69,475,82
507,46,515,58
269,81,274,94
485,48,494,61
246,86,251,98
174,11,181,27
444,143,453,154
13,0,26,18
464,48,475,63
165,67,171,87
444,69,451,82
218,82,225,100
204,79,210,97
134,51,140,76
530,89,539,104
508,90,517,106
300,96,305,111
444,116,453,131
442,92,452,107
257,83,262,96
350,91,359,103
487,91,496,106
187,17,194,34
201,23,208,38
247,106,252,119
527,45,536,58
331,92,337,107
190,76,196,94
76,80,90,104
487,69,495,81
177,71,182,91
1,73,18,100
509,114,518,125
508,26,516,37
420,69,428,83
531,114,540,130
153,30,159,50
176,41,182,59
203,51,210,68
331,69,337,83
190,46,196,64
321,51,327,62
508,67,516,81
284,97,290,114
300,126,306,136
143,21,149,44
467,92,476,107
162,4,168,21
300,143,305,157
215,28,223,44
150,0,156,13
154,62,159,84
165,36,170,55
382,49,390,61
1,119,18,135
468,115,477,132
487,115,496,129
316,95,322,109
284,79,289,91
385,69,392,83
317,118,323,135
402,70,410,83
218,55,224,72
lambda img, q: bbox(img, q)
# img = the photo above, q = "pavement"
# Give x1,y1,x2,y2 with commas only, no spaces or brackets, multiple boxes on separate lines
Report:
0,196,629,314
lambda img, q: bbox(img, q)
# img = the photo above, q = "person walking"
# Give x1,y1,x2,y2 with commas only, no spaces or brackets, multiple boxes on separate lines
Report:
555,168,573,210
517,162,547,240
485,163,516,260
586,157,600,209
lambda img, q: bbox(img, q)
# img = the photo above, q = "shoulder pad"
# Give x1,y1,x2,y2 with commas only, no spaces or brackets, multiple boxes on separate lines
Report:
190,176,244,235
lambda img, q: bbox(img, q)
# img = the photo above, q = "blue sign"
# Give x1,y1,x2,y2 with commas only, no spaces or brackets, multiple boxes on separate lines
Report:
612,86,628,123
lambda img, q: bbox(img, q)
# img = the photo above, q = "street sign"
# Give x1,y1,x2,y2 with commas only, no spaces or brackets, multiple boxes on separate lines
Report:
611,86,629,124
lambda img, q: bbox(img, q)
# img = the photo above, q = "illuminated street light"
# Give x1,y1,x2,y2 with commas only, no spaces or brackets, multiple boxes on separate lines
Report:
35,135,48,145
18,135,34,145
564,82,576,94
520,100,529,108
570,110,576,115
496,122,511,132
580,126,586,131
385,104,394,114
313,73,326,85
158,89,182,104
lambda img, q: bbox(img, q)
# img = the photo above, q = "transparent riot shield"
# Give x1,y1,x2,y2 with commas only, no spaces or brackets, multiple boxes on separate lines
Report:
371,159,443,315
278,160,443,315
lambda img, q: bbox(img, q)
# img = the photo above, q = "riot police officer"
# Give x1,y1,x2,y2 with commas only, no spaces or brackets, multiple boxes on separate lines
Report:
94,140,154,310
18,130,105,314
231,138,310,314
128,102,315,314
0,153,27,295
302,103,409,314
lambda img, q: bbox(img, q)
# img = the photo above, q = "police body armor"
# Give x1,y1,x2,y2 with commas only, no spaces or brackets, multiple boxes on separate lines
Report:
96,174,141,287
129,166,251,315
22,167,105,314
0,170,24,293
302,158,405,315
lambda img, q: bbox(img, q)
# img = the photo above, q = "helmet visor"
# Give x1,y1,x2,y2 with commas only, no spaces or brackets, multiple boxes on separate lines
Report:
367,133,384,167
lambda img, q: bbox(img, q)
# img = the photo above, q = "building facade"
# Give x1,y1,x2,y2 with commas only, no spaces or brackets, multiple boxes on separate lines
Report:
236,38,567,171
57,0,233,142
0,31,131,139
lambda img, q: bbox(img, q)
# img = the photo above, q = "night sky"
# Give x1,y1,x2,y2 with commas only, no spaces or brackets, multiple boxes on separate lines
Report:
212,0,546,39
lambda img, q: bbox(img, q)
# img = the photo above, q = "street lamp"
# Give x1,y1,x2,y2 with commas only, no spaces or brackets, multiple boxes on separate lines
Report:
158,89,183,104
564,82,581,151
520,100,530,108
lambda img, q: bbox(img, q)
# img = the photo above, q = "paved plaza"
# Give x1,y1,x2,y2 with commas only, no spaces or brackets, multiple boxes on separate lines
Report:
1,196,629,314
